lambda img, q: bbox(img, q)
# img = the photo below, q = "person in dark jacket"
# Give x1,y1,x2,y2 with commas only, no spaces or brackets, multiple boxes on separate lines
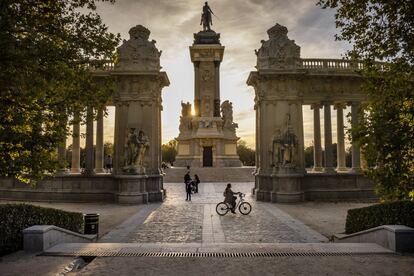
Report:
223,183,239,213
186,180,193,201
194,174,200,193
184,171,192,201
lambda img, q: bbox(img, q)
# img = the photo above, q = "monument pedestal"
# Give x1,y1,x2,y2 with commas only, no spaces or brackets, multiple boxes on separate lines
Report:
270,173,304,203
175,30,242,167
116,175,149,204
255,168,305,203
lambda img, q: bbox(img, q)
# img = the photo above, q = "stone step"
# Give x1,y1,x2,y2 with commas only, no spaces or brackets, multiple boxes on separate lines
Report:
163,167,255,183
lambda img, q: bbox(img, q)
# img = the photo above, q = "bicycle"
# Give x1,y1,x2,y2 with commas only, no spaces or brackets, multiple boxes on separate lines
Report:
216,193,252,216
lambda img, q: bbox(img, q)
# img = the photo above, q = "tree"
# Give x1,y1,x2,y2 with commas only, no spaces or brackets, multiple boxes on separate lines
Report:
0,0,120,183
162,140,177,164
237,140,255,166
319,0,414,200
304,146,314,168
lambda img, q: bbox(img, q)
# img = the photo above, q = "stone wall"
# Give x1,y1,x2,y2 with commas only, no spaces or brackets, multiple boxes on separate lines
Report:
0,175,165,203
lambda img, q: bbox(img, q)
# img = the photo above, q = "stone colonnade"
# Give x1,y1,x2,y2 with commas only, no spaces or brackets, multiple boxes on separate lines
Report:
310,102,361,173
57,106,109,174
247,23,374,203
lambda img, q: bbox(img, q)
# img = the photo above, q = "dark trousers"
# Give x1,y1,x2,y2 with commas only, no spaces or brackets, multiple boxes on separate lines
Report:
186,191,191,201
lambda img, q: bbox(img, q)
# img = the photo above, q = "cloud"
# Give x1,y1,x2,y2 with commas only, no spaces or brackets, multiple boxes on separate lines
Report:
91,0,348,146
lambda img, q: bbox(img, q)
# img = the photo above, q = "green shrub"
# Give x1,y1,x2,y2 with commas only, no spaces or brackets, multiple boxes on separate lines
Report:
0,204,84,256
346,201,414,234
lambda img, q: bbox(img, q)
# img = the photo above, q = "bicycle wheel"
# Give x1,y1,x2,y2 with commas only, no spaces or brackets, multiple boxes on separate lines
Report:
216,202,229,216
239,202,252,215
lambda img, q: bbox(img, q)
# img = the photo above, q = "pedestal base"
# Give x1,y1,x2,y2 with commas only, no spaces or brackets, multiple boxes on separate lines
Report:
255,172,304,203
271,191,304,203
117,192,148,204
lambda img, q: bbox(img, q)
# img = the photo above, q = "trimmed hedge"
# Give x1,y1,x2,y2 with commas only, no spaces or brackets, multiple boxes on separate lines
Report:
0,204,84,256
346,201,414,234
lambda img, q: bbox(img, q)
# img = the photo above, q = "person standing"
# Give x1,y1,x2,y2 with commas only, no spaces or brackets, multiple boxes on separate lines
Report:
184,171,191,201
194,174,200,193
105,155,113,173
186,179,193,201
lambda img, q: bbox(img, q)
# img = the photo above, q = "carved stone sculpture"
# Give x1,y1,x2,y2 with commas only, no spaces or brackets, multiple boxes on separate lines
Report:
270,129,282,167
115,25,161,71
269,114,298,169
123,128,150,174
124,128,138,167
221,100,238,130
136,130,150,168
255,23,301,70
280,113,298,167
179,102,192,132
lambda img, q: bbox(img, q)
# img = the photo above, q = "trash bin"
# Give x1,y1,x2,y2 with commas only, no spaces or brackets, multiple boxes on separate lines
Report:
84,213,99,235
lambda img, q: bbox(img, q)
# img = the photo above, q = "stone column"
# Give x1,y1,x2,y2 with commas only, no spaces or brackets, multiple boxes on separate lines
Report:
311,103,323,171
350,102,361,173
295,102,306,171
57,138,68,174
194,62,201,116
95,108,104,173
214,61,221,117
335,103,347,171
71,112,81,173
323,102,335,173
84,106,94,175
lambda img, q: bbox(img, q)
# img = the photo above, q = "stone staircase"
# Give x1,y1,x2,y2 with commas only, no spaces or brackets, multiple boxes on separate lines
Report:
163,167,255,183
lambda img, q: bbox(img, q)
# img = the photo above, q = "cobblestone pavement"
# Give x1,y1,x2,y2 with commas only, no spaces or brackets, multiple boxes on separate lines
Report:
109,182,327,244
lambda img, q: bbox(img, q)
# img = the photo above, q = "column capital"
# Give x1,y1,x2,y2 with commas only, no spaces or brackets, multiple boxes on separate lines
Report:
310,103,322,110
334,102,347,110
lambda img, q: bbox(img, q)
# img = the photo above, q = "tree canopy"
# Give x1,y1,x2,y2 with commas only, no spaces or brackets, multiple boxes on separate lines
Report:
237,140,255,166
319,0,414,200
162,140,178,164
0,0,120,182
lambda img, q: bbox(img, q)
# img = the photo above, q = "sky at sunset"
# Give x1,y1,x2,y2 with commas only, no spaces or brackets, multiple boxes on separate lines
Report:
81,0,354,149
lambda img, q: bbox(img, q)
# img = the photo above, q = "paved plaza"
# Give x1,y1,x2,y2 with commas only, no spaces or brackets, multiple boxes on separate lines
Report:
100,182,327,244
1,182,413,275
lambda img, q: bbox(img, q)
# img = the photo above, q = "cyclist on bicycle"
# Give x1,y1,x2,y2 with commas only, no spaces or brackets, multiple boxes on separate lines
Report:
223,183,239,214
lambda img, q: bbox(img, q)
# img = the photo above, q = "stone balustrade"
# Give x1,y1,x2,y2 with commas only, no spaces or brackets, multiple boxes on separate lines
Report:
87,58,385,73
301,59,364,70
86,60,115,71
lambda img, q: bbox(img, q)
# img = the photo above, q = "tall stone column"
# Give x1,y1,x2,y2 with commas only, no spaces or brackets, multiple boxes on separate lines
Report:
295,102,306,171
194,62,200,116
351,102,361,173
71,112,81,173
57,138,68,174
247,23,304,203
95,108,104,173
214,61,221,117
112,25,169,204
311,103,323,171
84,106,94,175
335,103,347,171
323,102,335,173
